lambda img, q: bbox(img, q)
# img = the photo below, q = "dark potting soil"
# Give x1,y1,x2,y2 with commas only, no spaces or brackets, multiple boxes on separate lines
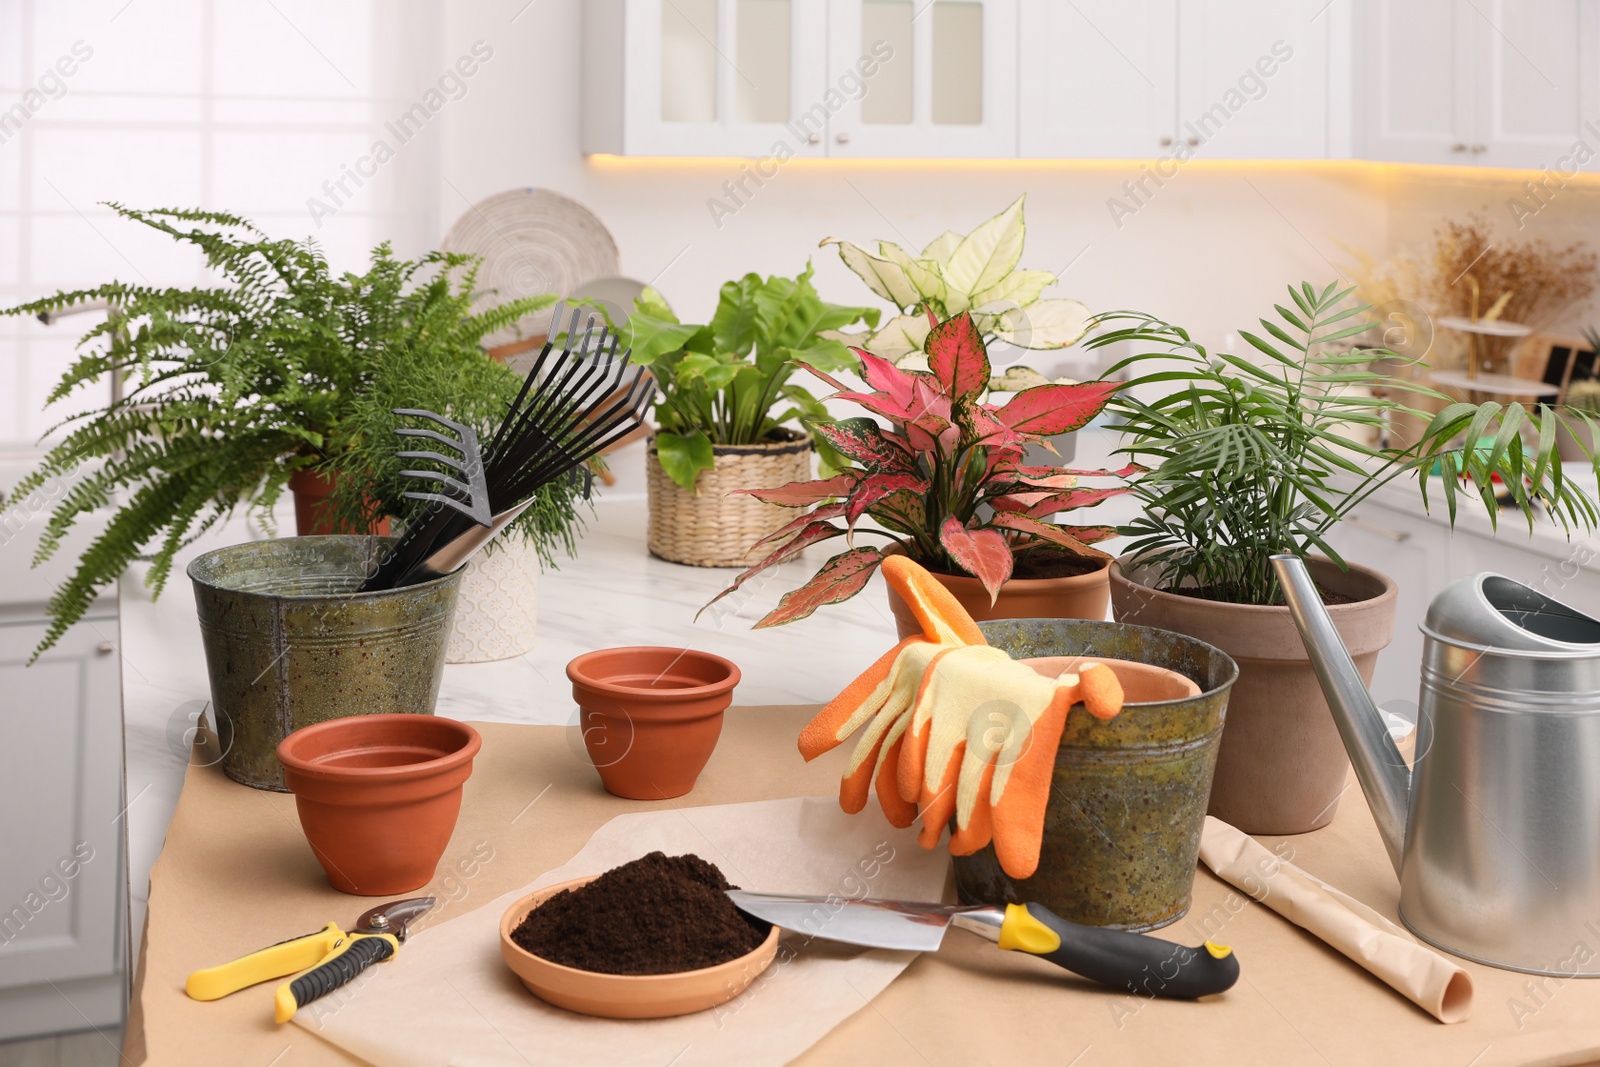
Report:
510,852,771,976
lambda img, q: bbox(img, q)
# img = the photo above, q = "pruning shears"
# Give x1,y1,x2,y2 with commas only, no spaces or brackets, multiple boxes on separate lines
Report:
185,897,434,1023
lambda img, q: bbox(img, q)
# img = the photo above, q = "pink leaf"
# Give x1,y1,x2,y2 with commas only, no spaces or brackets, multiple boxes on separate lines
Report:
991,485,1133,520
925,313,990,400
755,548,884,627
846,471,932,527
814,418,916,472
994,381,1121,436
968,404,1024,451
740,473,858,506
1060,524,1119,544
752,502,847,550
939,517,1013,604
987,512,1112,560
856,349,918,408
697,520,846,621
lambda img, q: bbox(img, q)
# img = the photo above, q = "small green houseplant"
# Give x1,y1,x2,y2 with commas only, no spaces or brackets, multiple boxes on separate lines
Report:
622,265,878,567
704,311,1130,628
822,195,1091,376
4,205,582,657
1088,280,1598,835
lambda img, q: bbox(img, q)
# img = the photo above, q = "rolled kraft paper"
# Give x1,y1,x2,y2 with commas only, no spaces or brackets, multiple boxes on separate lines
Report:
1199,816,1474,1024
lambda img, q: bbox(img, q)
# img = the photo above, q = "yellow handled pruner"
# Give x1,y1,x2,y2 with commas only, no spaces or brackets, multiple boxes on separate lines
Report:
185,896,434,1023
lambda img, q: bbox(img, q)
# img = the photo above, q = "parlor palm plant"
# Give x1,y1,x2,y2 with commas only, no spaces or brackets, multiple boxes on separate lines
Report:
1087,280,1598,836
1092,281,1595,605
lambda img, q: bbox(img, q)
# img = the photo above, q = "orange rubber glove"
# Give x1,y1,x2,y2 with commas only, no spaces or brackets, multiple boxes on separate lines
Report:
796,555,986,828
897,650,1123,877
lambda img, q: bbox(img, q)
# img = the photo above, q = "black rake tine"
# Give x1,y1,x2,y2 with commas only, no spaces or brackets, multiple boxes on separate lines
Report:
508,375,652,491
487,303,564,455
395,449,471,474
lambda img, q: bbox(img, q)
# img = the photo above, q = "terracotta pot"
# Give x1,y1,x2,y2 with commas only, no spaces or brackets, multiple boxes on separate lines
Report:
287,469,391,537
886,556,1112,639
1022,656,1201,703
1109,554,1397,835
277,714,481,895
499,876,779,1019
566,647,740,800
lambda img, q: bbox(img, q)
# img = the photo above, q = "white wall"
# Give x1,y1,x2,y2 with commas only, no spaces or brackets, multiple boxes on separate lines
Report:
437,0,1391,373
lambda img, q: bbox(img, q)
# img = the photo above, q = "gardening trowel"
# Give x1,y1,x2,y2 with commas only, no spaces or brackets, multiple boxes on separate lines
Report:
727,891,1238,999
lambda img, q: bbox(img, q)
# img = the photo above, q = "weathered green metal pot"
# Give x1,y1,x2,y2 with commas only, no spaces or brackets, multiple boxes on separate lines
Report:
187,536,463,792
954,618,1238,932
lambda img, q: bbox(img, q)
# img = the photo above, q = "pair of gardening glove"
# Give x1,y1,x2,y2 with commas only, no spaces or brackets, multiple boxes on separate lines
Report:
799,556,1124,879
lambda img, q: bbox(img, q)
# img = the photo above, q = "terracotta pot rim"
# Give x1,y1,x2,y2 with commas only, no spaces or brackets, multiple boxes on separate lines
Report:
500,875,780,982
566,646,741,701
186,536,460,601
277,714,482,784
917,554,1113,589
1109,552,1398,614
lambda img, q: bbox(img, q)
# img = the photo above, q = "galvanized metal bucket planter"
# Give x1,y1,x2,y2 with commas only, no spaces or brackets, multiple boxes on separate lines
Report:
187,535,463,792
954,619,1239,932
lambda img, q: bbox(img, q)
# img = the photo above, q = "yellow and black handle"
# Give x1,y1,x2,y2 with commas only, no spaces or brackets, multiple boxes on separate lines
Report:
271,933,398,1023
185,923,401,1023
997,902,1239,999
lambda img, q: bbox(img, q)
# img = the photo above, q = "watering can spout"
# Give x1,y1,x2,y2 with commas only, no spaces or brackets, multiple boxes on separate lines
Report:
1270,555,1410,876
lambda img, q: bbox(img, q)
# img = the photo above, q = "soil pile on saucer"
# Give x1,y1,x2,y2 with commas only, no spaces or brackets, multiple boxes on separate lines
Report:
511,852,771,975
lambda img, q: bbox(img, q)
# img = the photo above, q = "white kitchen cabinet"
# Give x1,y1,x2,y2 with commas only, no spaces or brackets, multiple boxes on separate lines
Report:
1175,0,1335,159
583,0,830,157
0,610,125,1042
583,0,1011,158
1356,0,1600,168
1018,0,1178,158
826,0,1018,158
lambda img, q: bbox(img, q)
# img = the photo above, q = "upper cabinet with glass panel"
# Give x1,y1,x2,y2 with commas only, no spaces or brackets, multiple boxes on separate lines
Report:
584,0,827,157
583,0,1015,157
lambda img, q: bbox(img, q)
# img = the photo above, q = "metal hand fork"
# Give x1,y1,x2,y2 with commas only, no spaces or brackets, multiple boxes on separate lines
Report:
357,410,492,592
392,409,492,527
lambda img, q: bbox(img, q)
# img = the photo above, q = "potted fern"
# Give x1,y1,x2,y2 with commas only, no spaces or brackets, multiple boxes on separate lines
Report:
3,205,584,658
704,311,1130,629
623,265,878,567
1090,281,1598,835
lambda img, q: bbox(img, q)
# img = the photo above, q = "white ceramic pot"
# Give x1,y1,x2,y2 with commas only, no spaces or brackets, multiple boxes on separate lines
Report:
446,539,541,663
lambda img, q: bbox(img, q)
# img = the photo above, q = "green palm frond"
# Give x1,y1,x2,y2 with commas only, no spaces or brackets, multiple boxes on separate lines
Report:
1090,282,1596,604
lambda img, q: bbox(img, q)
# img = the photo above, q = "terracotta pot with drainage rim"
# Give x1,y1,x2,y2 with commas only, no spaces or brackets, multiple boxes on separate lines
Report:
277,714,481,895
566,647,740,801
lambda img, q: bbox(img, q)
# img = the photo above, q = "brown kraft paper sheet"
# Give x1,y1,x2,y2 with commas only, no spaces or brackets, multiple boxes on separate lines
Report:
129,709,1600,1066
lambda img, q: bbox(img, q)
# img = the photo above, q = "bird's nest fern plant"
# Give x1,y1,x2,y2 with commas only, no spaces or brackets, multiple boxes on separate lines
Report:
4,204,582,658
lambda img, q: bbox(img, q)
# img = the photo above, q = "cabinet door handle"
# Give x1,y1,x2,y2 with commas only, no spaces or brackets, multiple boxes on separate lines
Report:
1450,142,1468,152
1159,135,1173,146
807,133,820,145
1471,143,1486,153
1346,516,1411,542
1185,136,1199,146
97,641,115,654
835,131,851,144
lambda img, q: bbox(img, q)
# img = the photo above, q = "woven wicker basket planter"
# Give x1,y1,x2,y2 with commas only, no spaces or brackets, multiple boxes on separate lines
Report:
647,432,813,568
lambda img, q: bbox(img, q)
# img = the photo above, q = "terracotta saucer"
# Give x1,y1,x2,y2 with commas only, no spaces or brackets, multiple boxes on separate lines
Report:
499,876,780,1019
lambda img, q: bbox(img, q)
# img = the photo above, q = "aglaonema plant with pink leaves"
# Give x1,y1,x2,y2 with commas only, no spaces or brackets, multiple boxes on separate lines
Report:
704,311,1135,627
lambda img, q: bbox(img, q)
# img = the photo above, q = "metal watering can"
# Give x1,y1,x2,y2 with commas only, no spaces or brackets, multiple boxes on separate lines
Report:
1273,553,1600,976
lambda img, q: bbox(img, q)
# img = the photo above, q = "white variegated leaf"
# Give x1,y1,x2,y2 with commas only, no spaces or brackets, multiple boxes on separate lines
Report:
866,313,932,359
941,195,1026,298
921,230,963,265
988,298,1092,350
822,238,919,308
877,241,946,306
973,269,1056,311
